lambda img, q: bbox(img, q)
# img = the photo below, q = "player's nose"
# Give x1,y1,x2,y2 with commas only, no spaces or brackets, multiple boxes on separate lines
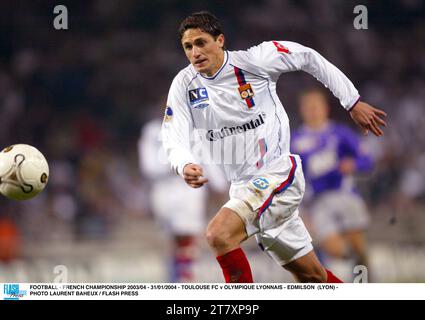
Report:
192,46,201,58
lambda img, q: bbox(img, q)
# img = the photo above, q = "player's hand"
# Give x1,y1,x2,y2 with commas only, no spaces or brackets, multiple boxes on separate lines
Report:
349,101,387,136
183,163,208,188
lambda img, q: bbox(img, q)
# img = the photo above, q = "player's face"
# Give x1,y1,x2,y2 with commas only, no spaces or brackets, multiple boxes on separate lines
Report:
181,28,225,76
299,92,330,128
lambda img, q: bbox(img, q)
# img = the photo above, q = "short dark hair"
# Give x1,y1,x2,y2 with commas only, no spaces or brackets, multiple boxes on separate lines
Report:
178,11,224,40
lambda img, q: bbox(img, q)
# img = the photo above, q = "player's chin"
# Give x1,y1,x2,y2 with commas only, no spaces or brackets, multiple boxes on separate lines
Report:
193,63,209,73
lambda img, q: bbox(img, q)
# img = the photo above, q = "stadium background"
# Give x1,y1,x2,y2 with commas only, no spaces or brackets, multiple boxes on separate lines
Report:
0,0,424,282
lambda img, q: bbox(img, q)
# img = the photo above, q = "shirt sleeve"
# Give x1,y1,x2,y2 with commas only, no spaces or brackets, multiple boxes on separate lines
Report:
247,41,361,110
161,75,197,177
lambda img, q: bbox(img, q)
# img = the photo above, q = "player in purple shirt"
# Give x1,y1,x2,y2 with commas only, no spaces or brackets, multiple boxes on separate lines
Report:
291,88,373,277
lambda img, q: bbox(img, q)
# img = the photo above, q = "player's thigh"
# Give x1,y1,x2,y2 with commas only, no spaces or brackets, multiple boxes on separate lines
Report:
206,207,248,248
283,250,327,282
256,209,313,266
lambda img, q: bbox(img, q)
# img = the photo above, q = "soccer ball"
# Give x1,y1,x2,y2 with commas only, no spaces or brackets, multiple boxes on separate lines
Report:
0,144,49,200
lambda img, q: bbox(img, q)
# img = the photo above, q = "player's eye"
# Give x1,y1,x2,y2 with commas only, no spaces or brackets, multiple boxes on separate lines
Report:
184,44,192,50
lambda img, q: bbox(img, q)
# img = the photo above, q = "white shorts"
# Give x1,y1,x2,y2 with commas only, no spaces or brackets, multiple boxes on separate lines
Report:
311,190,370,241
151,176,206,235
223,155,313,266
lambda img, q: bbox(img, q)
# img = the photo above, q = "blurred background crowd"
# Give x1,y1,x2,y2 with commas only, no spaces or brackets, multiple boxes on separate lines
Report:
0,0,424,282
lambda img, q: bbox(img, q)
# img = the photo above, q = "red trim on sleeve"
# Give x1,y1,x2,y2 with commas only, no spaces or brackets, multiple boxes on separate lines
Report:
272,41,290,54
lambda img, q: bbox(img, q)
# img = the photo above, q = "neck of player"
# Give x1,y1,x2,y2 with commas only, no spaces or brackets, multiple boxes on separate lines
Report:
203,50,225,77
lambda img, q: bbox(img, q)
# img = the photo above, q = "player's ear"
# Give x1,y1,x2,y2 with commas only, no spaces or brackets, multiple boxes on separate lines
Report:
216,34,225,49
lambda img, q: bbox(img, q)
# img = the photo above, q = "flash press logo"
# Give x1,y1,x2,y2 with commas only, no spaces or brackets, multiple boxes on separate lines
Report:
3,284,27,300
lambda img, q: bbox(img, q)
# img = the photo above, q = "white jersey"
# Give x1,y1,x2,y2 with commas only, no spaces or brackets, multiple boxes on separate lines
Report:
162,41,360,182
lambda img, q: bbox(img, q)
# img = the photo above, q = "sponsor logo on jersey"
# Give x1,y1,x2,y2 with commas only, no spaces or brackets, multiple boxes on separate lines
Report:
251,177,270,190
163,106,173,122
189,88,209,103
193,103,209,109
206,113,265,141
272,41,290,54
189,88,209,109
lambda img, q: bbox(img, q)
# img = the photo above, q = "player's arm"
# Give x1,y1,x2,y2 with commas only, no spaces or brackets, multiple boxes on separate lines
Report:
247,41,387,136
161,76,208,188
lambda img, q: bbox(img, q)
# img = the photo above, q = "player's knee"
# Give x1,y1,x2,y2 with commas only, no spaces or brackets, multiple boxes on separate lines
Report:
205,225,233,251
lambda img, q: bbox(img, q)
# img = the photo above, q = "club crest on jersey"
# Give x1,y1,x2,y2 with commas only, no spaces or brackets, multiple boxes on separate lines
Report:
251,177,270,190
163,106,173,122
233,67,255,109
238,83,254,100
188,88,209,109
